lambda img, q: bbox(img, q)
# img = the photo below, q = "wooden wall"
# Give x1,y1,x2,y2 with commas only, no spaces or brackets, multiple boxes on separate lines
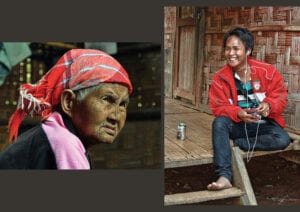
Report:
164,6,300,134
164,7,177,98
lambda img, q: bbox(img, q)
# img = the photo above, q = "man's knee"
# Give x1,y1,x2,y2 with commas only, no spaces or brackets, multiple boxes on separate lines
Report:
277,132,291,150
212,116,232,129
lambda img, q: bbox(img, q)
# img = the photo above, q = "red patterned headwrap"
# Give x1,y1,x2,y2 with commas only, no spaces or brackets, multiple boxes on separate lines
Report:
8,49,133,142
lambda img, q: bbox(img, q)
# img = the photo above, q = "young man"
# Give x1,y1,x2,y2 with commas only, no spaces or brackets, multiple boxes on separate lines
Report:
207,27,290,190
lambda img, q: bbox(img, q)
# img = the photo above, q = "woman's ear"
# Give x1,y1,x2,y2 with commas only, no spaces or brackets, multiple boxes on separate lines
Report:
60,89,76,117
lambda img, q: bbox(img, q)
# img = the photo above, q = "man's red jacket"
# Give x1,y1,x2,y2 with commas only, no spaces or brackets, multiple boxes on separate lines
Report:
209,58,287,128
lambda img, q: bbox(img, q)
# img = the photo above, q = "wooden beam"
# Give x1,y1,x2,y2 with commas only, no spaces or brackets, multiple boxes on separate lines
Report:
165,157,213,168
231,147,258,205
288,132,300,141
205,25,300,34
45,42,78,49
164,187,244,206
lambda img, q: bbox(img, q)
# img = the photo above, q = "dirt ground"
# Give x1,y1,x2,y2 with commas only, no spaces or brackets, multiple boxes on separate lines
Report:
165,150,300,206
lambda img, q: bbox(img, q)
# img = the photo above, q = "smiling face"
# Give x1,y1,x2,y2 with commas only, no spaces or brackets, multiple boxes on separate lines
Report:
67,83,129,147
224,35,248,72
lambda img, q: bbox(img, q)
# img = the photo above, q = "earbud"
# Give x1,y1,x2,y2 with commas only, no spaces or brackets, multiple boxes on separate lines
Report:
246,50,251,56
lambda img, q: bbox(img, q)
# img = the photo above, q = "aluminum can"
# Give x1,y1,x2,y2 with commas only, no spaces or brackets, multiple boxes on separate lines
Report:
177,123,186,140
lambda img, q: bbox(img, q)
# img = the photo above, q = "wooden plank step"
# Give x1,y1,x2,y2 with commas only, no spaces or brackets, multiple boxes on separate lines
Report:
231,147,257,205
164,187,244,206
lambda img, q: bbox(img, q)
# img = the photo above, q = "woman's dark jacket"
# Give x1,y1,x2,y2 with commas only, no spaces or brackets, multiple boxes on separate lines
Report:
0,114,91,169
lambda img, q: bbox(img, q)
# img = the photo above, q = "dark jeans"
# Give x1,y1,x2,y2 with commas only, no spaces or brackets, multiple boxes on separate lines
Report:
212,116,290,181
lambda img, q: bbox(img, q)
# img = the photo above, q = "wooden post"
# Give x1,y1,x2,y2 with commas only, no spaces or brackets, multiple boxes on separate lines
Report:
231,146,258,205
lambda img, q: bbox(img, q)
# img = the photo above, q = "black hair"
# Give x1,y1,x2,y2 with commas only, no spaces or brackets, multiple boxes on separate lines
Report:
223,27,254,55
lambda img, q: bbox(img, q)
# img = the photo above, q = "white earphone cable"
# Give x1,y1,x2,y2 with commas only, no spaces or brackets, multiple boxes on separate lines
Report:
244,53,260,162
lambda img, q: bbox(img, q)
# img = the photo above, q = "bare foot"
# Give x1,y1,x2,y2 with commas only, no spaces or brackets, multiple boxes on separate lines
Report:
207,176,232,190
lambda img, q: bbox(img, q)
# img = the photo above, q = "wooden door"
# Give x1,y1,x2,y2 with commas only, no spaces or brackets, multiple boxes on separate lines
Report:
173,7,202,105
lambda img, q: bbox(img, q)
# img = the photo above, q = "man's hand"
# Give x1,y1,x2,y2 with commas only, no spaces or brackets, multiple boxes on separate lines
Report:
237,109,260,123
256,102,270,117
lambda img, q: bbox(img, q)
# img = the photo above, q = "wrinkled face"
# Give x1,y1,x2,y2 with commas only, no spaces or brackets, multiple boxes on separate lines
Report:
70,83,129,147
224,35,248,71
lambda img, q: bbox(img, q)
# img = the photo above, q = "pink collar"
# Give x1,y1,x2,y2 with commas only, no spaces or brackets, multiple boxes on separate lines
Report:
42,112,90,169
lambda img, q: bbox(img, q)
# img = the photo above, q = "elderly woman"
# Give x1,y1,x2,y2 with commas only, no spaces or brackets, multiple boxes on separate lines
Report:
0,49,133,169
207,27,290,190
